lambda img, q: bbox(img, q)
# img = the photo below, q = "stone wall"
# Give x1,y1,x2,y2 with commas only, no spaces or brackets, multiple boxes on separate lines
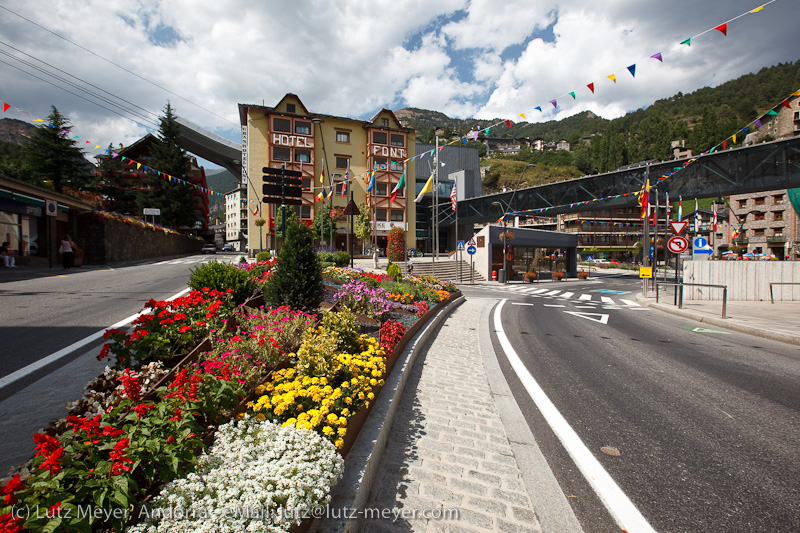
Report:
682,260,800,301
77,213,204,264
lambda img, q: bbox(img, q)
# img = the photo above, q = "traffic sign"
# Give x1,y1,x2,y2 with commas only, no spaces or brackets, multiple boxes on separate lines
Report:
639,266,653,278
670,221,688,234
457,240,465,251
667,236,688,254
467,237,476,246
262,166,302,177
467,245,477,255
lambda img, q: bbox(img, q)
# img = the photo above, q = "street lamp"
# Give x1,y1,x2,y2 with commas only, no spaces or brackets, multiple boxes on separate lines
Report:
311,118,334,248
492,164,535,283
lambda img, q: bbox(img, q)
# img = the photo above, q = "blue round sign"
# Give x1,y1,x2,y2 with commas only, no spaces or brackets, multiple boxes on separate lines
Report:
467,245,477,255
693,236,708,248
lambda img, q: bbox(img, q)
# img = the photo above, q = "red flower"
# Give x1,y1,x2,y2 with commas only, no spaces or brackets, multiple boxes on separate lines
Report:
178,325,192,333
0,512,23,533
118,369,142,401
168,408,182,422
39,446,64,475
48,502,61,516
33,433,61,457
109,438,134,476
96,343,111,361
132,403,156,419
1,475,24,496
101,426,124,438
166,436,175,443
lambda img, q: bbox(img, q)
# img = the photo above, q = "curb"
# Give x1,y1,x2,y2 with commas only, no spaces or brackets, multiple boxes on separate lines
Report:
312,295,466,533
635,294,800,347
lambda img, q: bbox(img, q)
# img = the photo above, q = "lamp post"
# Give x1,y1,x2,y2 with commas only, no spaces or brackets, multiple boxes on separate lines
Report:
311,118,333,248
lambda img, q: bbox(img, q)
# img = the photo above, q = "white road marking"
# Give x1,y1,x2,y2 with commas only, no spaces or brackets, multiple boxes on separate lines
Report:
0,287,192,391
565,311,610,324
512,302,535,306
620,299,640,307
578,294,593,301
558,292,575,299
542,290,562,296
493,300,656,533
601,296,615,304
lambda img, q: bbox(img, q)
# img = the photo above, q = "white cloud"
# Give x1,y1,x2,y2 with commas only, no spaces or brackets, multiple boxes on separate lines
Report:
0,0,797,165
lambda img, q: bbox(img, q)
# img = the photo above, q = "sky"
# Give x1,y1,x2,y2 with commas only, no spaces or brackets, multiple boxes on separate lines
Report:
1,0,798,170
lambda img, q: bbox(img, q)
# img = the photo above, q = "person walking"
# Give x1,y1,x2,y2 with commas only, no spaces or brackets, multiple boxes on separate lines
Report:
60,234,76,269
1,241,17,268
406,256,413,276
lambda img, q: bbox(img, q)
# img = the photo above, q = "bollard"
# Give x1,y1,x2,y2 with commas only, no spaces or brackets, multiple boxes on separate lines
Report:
492,270,497,281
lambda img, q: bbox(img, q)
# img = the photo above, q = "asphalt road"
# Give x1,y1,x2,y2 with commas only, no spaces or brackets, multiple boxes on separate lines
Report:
463,274,800,532
0,254,236,397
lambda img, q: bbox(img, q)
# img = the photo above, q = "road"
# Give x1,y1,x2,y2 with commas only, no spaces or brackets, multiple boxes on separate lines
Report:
0,254,239,471
462,273,800,532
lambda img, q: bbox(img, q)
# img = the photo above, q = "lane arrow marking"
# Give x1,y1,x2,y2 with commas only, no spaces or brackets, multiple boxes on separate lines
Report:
565,311,609,324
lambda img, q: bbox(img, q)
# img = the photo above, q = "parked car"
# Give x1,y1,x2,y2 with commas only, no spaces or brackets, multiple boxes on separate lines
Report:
222,244,234,252
608,258,621,264
201,243,216,254
592,258,608,263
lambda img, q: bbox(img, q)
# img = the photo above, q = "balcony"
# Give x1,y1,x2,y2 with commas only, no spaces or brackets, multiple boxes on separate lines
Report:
732,237,748,245
767,235,786,243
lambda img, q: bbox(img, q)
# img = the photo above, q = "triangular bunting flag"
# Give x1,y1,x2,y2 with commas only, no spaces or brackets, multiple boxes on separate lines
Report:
782,99,791,109
484,127,491,134
569,92,575,99
534,106,542,112
714,23,727,36
723,140,727,150
766,109,779,116
519,113,526,120
755,118,763,128
650,52,663,62
607,74,616,83
680,38,691,46
550,99,557,108
792,90,800,96
732,134,737,144
627,64,636,78
750,5,765,12
504,119,512,127
587,83,594,94
462,137,467,146
2,103,8,112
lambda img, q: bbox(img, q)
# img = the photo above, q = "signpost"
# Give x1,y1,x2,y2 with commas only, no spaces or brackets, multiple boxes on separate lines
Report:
669,221,688,234
263,165,303,252
467,244,476,284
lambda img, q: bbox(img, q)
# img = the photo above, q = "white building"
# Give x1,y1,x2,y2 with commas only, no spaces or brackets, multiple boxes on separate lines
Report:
225,186,248,251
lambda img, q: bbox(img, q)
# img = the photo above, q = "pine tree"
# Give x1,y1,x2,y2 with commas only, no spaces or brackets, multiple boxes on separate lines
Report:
310,203,336,247
141,103,198,228
97,143,139,214
264,219,323,313
22,106,93,192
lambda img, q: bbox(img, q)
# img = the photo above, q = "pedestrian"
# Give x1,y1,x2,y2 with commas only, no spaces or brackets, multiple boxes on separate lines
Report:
407,257,413,276
59,234,76,269
1,241,17,268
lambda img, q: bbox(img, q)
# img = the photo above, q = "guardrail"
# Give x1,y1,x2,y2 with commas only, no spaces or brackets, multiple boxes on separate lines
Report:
769,282,800,304
655,282,728,318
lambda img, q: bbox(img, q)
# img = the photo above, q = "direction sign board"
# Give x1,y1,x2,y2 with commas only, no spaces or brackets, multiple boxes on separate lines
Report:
456,240,465,251
467,245,477,255
670,221,688,234
639,266,653,278
667,236,688,254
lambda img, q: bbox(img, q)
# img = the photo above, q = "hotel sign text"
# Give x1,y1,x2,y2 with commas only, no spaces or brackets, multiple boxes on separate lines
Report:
371,145,406,159
272,134,314,148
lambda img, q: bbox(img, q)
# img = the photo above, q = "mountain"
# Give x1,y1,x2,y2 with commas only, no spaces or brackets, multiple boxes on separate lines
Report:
0,118,35,144
395,59,800,146
204,168,240,219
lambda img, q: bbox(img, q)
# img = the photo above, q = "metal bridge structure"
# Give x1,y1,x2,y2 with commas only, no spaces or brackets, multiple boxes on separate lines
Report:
446,136,800,227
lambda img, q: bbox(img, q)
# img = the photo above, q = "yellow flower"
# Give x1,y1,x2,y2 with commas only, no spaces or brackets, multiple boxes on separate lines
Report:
284,418,297,427
334,438,344,449
322,426,335,436
338,427,347,437
326,413,338,424
344,397,353,405
367,392,374,400
341,408,350,418
255,413,266,422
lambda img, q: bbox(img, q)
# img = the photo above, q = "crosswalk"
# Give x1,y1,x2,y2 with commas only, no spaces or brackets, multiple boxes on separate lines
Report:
478,285,650,310
153,256,237,266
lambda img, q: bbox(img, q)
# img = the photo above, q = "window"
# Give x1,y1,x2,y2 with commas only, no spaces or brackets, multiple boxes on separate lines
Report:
390,160,404,172
390,134,404,147
774,211,784,221
376,183,388,196
372,131,387,145
286,104,296,113
335,157,350,169
773,229,784,237
376,209,387,221
273,118,291,132
737,200,747,209
381,118,389,127
273,147,290,161
302,178,311,192
336,131,350,143
300,205,311,219
753,228,765,236
390,210,404,222
773,194,784,204
753,212,765,221
295,121,311,135
295,149,311,163
754,196,766,205
373,157,387,170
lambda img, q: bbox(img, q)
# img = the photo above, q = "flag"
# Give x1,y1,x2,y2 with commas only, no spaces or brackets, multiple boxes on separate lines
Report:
637,178,649,219
678,196,683,221
316,188,328,202
666,192,671,220
712,202,718,232
366,169,376,193
450,181,457,212
341,163,349,198
414,174,434,203
390,167,406,202
694,198,700,232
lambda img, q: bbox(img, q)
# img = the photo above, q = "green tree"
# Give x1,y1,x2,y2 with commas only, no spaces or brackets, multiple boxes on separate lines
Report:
310,203,336,245
22,106,93,192
354,203,372,254
274,204,300,239
264,219,323,313
140,103,198,228
96,143,139,214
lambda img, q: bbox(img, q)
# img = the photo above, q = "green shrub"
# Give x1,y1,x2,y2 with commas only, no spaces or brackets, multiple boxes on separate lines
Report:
239,255,248,263
334,251,350,266
188,260,256,304
379,279,414,294
319,261,335,270
387,262,401,281
256,251,272,262
264,220,323,313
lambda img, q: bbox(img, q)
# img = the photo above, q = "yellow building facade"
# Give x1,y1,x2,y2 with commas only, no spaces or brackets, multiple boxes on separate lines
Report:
238,94,416,254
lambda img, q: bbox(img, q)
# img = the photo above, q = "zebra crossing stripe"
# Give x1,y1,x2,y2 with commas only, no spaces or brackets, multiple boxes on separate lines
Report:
600,296,615,304
559,292,575,299
578,294,593,301
542,290,562,296
620,299,640,307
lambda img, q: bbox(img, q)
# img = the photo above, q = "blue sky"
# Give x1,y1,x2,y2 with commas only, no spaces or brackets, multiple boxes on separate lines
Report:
0,0,798,169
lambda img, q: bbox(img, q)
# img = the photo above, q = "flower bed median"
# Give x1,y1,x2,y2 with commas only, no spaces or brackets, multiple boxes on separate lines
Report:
1,230,459,533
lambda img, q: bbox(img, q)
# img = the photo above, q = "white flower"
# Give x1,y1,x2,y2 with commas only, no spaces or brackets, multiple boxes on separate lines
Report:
127,417,344,533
